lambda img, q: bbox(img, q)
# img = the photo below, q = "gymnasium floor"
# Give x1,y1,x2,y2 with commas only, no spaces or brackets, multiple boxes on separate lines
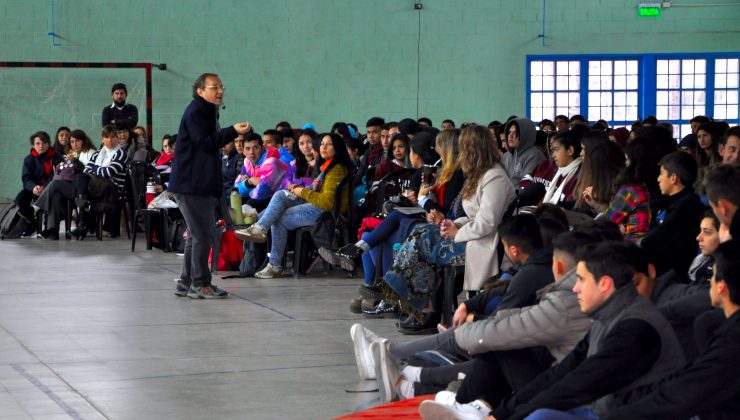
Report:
0,234,402,419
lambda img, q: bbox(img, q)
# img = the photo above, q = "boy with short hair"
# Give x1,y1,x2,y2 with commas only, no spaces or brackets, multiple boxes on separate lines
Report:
640,151,705,279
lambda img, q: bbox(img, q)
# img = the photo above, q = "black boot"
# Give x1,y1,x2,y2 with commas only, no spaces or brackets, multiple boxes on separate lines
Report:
398,312,440,335
71,224,88,240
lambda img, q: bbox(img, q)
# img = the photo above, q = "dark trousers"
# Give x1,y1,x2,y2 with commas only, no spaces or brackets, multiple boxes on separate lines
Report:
74,173,91,226
456,347,553,406
15,189,37,220
176,193,215,288
36,180,75,230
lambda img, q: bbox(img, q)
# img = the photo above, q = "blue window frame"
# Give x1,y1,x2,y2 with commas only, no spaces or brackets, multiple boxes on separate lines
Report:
527,53,740,138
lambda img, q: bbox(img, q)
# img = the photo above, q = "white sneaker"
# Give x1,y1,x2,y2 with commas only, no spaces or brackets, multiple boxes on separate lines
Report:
418,399,491,420
350,324,385,380
255,263,282,279
434,390,458,405
373,339,401,403
235,224,267,243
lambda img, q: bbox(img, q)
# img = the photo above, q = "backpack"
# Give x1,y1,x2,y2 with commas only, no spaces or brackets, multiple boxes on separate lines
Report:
0,203,31,240
168,218,187,254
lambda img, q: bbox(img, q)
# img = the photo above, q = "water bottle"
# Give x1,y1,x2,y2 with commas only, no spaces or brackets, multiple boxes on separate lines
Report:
145,178,156,207
230,191,244,224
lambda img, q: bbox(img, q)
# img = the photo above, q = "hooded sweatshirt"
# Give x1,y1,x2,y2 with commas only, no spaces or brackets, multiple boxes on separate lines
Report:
501,118,546,186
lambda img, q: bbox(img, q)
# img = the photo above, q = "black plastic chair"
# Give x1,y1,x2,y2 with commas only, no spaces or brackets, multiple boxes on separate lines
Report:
128,161,168,252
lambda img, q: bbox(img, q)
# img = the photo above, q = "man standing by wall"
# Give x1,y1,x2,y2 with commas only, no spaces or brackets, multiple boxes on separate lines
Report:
169,73,251,299
102,83,139,129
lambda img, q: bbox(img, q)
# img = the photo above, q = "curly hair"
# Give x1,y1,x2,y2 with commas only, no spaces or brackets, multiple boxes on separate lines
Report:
459,124,502,199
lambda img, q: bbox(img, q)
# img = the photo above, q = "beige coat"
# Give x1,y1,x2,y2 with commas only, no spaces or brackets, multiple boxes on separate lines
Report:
453,165,516,290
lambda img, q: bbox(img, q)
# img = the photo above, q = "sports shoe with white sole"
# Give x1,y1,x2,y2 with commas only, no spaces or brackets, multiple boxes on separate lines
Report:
255,263,283,279
418,399,491,420
373,338,402,403
350,323,384,380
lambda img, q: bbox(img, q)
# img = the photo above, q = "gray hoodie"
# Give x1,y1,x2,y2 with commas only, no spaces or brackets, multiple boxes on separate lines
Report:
501,118,545,186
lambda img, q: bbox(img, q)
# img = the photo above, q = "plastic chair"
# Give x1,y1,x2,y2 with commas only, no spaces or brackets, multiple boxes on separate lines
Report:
127,161,168,252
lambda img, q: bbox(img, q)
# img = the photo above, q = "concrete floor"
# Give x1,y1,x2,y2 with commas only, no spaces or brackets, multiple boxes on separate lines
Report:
0,234,406,420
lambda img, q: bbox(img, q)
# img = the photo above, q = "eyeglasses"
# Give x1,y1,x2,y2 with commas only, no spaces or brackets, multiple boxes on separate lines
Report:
204,85,225,91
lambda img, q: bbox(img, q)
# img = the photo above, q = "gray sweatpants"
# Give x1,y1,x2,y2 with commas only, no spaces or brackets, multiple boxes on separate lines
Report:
175,193,215,288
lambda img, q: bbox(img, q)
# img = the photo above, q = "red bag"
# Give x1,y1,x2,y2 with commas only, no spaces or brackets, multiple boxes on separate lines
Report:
208,230,243,271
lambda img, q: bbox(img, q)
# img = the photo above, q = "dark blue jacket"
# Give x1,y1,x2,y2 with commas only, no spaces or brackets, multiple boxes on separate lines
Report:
21,148,62,192
168,96,238,198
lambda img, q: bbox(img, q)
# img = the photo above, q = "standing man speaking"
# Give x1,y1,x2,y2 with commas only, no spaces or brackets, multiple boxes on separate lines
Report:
169,73,251,299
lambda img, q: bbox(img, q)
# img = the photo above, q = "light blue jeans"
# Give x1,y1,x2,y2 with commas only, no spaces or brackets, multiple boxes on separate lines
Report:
257,190,325,268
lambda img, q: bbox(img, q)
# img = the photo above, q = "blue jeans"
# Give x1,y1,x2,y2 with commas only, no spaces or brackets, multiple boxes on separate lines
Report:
360,232,394,285
525,407,599,420
257,191,325,268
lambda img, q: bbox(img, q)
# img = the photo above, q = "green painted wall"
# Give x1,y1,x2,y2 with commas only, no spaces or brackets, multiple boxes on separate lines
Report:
1,0,738,199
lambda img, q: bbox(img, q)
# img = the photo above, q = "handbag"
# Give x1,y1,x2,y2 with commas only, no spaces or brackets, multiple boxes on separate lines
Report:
54,160,80,182
310,211,336,249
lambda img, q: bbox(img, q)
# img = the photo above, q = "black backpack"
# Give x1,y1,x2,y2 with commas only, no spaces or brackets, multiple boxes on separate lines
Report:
168,219,187,254
0,203,31,240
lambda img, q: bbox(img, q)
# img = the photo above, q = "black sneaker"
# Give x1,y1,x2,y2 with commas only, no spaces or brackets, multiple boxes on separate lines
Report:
187,285,228,299
334,244,363,271
362,300,398,319
173,279,191,297
209,285,229,297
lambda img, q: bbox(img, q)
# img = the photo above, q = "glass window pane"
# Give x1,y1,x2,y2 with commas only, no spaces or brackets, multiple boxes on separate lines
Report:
627,75,639,90
600,76,612,90
716,59,727,73
557,61,568,75
543,92,554,107
589,75,600,90
532,76,543,91
614,75,626,90
601,92,612,106
695,91,706,106
531,61,543,76
657,105,668,120
557,75,569,89
615,61,626,75
626,106,638,120
543,61,555,76
695,60,706,74
715,90,727,105
589,91,600,106
669,91,681,105
627,92,638,106
669,75,680,89
683,74,695,89
569,61,579,74
728,90,738,104
589,61,600,75
569,92,580,107
614,106,625,121
657,75,668,89
601,61,612,75
614,91,627,106
727,105,739,119
543,107,555,120
556,92,569,107
716,74,727,89
627,61,638,75
657,90,669,105
669,106,680,119
682,105,694,119
682,91,695,104
588,107,600,122
669,60,680,74
683,60,695,74
531,108,543,122
569,75,580,90
715,105,727,120
657,60,668,74
729,59,739,73
543,75,554,90
728,73,739,89
695,75,706,89
531,92,542,106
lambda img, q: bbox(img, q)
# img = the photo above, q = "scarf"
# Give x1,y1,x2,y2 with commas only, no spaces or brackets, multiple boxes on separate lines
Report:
31,147,57,181
543,157,581,205
95,144,121,167
311,158,335,191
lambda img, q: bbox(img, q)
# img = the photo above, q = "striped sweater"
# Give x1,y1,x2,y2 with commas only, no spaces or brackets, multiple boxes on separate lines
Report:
83,147,128,193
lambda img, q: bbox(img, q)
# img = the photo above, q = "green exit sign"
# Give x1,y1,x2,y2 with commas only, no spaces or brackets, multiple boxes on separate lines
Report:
638,4,662,17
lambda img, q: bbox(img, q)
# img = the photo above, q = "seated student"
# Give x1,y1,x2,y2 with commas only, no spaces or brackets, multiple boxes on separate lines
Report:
679,115,710,152
321,130,447,316
569,114,587,128
372,133,410,182
366,214,559,403
541,129,582,207
353,117,387,215
234,132,352,279
383,125,516,332
36,129,97,240
15,130,63,234
604,240,740,420
221,139,240,196
579,139,626,217
501,118,545,186
261,129,282,149
277,127,295,164
601,137,657,240
415,228,607,418
434,241,685,420
52,126,72,156
705,164,740,242
719,125,739,165
72,125,127,240
233,132,288,212
640,151,705,279
133,126,161,163
155,134,174,167
285,129,318,188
